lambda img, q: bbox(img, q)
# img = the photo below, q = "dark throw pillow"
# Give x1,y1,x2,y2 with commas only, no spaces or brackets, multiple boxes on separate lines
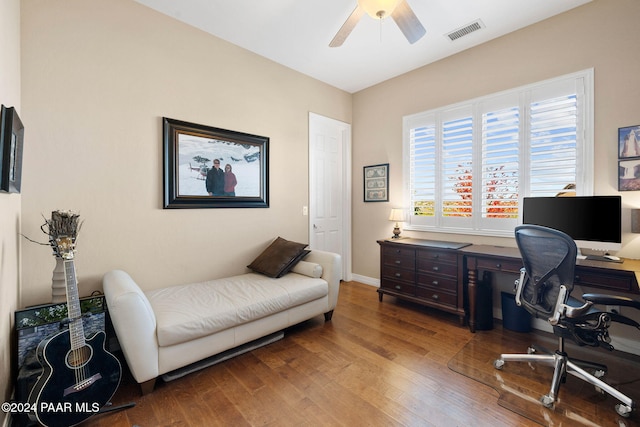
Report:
247,237,310,278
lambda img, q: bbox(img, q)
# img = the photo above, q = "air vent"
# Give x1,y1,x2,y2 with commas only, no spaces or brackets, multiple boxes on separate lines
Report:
446,19,485,41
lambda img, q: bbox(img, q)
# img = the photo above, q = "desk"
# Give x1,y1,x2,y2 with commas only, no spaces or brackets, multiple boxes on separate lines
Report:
460,245,640,332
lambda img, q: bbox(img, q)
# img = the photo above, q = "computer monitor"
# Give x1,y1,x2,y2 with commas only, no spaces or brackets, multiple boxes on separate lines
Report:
522,196,622,254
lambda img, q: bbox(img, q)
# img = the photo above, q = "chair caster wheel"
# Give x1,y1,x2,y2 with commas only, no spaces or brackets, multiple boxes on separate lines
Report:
593,369,605,379
540,395,555,409
493,359,504,370
615,403,632,418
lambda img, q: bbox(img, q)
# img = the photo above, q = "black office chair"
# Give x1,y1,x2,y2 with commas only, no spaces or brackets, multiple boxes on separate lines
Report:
494,224,640,417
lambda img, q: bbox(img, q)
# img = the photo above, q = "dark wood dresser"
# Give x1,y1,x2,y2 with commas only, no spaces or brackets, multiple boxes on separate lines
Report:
377,238,471,325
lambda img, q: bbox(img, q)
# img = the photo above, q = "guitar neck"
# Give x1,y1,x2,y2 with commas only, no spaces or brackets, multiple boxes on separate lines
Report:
63,258,86,350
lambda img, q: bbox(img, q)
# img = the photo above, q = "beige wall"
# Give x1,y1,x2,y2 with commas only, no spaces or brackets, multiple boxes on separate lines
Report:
352,0,640,280
20,0,351,307
0,0,21,418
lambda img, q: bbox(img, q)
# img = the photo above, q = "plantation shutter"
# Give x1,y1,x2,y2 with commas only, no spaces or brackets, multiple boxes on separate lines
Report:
403,69,592,237
528,94,578,197
405,113,437,226
441,107,473,226
411,126,437,214
481,107,520,215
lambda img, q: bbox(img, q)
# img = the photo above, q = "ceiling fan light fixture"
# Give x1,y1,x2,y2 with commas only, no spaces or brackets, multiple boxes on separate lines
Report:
358,0,400,19
330,0,425,47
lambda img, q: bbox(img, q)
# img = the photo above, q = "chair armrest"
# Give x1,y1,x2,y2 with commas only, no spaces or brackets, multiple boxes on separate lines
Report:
582,293,640,310
305,250,342,310
103,270,160,383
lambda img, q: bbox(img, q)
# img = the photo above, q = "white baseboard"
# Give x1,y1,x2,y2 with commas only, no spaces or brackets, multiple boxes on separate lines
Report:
607,335,640,355
350,274,378,287
529,319,640,356
500,311,640,356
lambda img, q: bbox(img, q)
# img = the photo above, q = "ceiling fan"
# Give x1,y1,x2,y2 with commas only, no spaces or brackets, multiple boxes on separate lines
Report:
329,0,426,47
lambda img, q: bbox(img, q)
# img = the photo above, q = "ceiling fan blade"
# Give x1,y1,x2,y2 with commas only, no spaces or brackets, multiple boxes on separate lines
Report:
329,5,365,48
391,0,426,44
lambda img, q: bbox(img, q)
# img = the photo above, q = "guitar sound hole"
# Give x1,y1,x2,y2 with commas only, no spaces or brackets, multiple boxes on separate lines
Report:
66,345,92,369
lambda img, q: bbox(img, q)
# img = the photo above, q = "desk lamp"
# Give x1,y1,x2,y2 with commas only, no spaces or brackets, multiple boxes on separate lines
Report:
389,208,405,239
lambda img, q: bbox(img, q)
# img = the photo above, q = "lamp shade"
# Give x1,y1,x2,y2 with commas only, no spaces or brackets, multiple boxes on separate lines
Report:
389,208,404,222
358,0,400,19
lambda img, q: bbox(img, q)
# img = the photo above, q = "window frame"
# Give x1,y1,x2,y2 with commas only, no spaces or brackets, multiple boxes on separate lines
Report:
403,69,594,237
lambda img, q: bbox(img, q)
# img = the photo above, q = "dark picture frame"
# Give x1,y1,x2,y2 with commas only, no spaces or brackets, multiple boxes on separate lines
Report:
363,163,389,202
618,125,640,159
0,105,24,193
618,158,640,191
618,125,640,191
163,118,269,208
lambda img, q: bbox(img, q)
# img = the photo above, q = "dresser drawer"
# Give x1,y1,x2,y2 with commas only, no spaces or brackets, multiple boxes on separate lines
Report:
417,274,458,293
382,265,416,283
383,245,416,260
417,248,457,264
417,259,458,278
381,279,415,296
476,257,522,274
575,269,633,292
415,285,457,308
383,253,415,270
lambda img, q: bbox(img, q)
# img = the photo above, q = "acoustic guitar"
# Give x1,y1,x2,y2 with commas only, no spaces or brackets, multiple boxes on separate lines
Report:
28,236,121,427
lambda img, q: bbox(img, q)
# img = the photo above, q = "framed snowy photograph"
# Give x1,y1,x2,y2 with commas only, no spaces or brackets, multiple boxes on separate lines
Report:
163,118,269,208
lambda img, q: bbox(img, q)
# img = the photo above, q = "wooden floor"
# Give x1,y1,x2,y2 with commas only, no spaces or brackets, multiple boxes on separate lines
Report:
78,281,623,427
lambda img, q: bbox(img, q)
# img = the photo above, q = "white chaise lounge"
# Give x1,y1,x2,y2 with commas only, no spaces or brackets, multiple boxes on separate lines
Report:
103,248,341,394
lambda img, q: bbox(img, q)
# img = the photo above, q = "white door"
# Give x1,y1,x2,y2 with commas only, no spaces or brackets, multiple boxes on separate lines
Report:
309,113,351,281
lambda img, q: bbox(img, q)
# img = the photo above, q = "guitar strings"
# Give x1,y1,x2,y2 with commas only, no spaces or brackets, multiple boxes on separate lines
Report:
65,259,88,390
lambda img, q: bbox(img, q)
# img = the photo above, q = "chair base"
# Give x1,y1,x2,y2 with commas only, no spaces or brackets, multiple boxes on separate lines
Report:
494,343,635,418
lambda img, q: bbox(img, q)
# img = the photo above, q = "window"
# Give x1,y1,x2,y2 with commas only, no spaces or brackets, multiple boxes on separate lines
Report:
403,69,593,237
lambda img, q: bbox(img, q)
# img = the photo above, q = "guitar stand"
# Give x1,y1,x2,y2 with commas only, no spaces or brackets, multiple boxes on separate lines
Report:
87,400,136,424
98,400,136,414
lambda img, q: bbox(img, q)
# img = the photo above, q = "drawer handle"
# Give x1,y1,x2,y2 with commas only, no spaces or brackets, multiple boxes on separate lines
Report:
395,285,402,290
395,249,401,254
395,273,401,278
394,260,401,264
432,280,439,286
433,254,439,259
496,263,502,269
432,266,439,271
432,294,439,300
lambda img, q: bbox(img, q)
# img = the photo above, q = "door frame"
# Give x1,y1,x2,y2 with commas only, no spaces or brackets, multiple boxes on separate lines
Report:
308,112,352,282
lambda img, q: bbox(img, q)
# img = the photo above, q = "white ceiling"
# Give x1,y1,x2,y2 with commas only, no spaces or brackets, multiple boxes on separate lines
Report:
134,0,592,93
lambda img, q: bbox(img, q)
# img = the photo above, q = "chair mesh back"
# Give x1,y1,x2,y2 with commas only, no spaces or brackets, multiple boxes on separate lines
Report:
515,225,577,316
